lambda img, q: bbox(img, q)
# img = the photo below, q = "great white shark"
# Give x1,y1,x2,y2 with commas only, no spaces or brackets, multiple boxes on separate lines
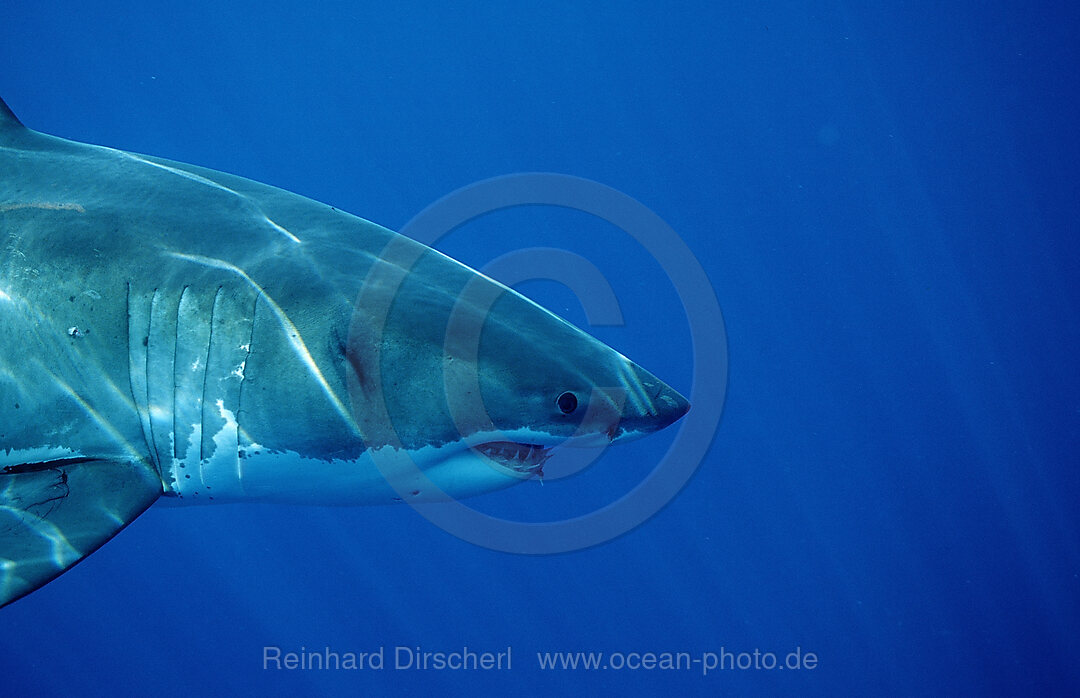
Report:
0,96,689,607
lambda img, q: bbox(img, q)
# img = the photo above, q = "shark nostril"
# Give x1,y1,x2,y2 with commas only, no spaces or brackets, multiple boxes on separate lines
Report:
620,362,691,435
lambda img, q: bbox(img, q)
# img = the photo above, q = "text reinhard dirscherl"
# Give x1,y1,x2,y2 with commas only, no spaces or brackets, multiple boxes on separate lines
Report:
263,646,512,671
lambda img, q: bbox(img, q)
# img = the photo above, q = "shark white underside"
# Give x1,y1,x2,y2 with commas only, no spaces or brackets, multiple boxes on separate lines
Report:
165,425,589,505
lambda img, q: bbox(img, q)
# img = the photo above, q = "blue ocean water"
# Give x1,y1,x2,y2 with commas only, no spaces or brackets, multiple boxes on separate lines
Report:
2,1,1078,695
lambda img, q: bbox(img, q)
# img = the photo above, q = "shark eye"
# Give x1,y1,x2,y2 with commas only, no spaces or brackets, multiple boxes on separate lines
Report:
556,391,578,414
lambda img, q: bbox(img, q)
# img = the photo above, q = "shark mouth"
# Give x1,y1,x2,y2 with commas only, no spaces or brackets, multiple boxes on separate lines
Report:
474,441,552,477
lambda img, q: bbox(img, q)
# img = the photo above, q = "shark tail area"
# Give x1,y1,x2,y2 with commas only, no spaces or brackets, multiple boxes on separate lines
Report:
0,458,161,607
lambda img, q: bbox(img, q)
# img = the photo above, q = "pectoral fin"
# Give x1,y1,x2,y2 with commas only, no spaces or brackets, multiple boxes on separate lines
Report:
0,458,162,607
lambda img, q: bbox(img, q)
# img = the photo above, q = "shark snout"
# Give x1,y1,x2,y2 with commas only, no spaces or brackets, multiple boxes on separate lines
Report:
611,362,690,441
650,380,691,429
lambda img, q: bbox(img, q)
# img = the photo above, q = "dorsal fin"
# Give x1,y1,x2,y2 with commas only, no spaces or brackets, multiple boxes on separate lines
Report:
0,97,52,150
0,96,25,132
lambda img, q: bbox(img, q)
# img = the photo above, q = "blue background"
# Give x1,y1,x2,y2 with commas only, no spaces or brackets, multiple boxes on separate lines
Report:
2,1,1078,695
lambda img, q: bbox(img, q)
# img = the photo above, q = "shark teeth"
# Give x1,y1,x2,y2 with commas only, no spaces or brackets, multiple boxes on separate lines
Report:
474,441,552,477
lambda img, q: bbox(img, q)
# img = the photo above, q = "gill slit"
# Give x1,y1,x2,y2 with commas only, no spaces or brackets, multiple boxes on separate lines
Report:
171,286,187,461
199,286,222,462
236,291,259,449
144,287,163,470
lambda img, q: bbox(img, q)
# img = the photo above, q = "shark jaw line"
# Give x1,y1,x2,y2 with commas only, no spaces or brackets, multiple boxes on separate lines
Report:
441,427,610,482
472,441,552,477
376,428,567,489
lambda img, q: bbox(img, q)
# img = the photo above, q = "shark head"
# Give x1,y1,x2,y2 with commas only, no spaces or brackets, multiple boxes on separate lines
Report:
221,217,690,503
339,235,691,498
